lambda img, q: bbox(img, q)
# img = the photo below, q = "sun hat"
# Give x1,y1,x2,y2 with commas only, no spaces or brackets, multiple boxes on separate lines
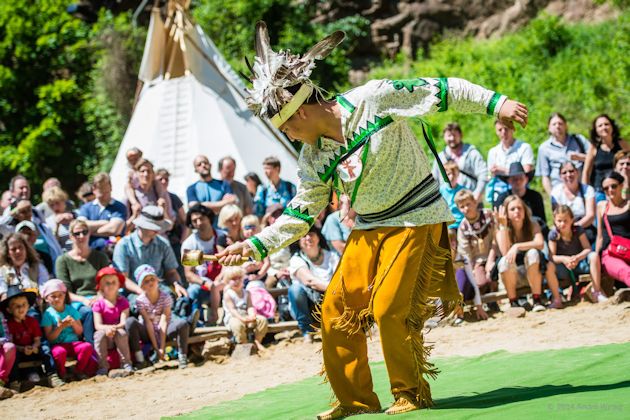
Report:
15,220,36,233
40,279,67,299
497,162,535,183
95,266,125,290
134,264,158,286
132,205,170,232
0,285,37,315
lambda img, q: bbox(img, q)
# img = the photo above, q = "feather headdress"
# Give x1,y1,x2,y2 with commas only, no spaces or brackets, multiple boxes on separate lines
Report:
244,21,345,128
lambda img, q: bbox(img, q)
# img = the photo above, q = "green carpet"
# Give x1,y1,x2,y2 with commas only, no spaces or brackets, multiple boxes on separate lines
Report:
169,342,630,419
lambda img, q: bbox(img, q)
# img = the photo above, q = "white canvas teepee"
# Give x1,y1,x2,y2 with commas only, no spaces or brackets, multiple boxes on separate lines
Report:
110,1,298,202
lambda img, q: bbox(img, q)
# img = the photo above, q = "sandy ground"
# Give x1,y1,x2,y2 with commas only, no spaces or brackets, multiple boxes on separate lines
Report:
1,301,629,419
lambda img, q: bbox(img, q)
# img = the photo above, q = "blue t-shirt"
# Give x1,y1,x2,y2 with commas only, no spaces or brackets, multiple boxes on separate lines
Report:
112,231,179,279
41,305,81,344
79,199,127,249
253,180,297,217
186,179,232,205
322,211,351,251
439,183,466,230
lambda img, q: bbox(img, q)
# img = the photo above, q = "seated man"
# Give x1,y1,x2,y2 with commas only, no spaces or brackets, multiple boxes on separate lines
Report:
181,205,226,326
79,173,126,251
112,206,187,312
321,195,354,256
288,226,339,343
253,156,297,217
494,162,547,234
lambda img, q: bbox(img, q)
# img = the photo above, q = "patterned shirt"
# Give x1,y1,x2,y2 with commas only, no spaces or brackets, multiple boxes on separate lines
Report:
136,291,172,329
246,77,507,260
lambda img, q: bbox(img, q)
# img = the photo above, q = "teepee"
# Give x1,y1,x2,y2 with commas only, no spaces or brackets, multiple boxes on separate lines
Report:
110,0,298,202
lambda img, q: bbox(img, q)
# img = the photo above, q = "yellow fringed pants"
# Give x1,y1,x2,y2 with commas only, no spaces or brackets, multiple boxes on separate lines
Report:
320,223,461,411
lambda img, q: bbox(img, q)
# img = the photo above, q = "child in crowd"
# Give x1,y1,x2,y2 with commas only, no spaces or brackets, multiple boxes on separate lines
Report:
125,265,189,369
40,279,96,380
455,190,496,319
222,267,268,352
2,286,62,387
548,205,607,303
241,216,276,320
241,215,270,284
92,267,134,375
439,161,467,247
0,311,15,398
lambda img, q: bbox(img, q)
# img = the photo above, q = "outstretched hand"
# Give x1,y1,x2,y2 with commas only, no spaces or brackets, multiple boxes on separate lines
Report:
498,99,528,129
216,241,254,266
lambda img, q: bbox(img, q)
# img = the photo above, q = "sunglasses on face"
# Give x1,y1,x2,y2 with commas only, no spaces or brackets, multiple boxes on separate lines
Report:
243,225,257,230
603,183,619,192
72,230,89,237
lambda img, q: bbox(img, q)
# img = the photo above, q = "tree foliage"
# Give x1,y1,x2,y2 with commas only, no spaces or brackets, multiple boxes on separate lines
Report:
370,13,630,159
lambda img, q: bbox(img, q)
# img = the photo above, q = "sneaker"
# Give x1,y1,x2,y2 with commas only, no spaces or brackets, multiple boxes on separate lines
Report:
452,317,464,326
96,368,109,376
385,391,421,415
593,291,609,303
518,298,533,311
178,354,188,370
123,363,134,373
532,303,546,312
48,373,65,388
133,360,150,370
108,368,132,379
188,309,200,336
316,404,380,420
27,372,41,383
548,299,564,309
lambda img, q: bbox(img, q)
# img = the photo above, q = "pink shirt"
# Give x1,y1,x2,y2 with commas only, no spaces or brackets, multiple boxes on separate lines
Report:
92,296,130,325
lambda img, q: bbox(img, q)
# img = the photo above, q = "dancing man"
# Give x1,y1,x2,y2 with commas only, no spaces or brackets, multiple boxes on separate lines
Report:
218,22,528,419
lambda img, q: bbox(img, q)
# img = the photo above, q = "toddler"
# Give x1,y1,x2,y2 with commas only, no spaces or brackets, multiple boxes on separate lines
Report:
125,265,189,369
222,267,268,352
40,279,95,380
439,161,467,247
92,267,134,375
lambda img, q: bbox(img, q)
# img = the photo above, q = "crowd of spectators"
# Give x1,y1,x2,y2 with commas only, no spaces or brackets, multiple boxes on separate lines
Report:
0,112,628,399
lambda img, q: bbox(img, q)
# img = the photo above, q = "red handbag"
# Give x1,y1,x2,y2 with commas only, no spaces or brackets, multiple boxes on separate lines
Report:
603,202,630,263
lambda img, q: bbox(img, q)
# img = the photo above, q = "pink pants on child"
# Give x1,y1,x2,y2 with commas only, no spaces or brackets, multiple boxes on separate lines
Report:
0,342,16,383
51,341,94,378
602,249,630,287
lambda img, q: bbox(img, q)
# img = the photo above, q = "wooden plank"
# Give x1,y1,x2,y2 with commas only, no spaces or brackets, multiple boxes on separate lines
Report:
189,321,299,344
269,287,288,298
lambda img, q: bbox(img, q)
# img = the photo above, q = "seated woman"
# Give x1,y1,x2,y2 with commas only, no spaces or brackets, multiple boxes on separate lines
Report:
43,186,77,251
288,226,339,343
551,161,596,244
217,204,243,247
582,114,629,202
55,220,110,343
495,195,562,311
596,171,630,288
548,205,606,303
0,233,49,305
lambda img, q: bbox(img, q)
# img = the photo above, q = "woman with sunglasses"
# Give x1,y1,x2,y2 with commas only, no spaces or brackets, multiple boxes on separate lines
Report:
596,171,630,287
54,219,110,343
551,161,596,244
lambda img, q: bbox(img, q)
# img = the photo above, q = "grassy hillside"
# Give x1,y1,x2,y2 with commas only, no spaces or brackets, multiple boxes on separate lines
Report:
368,13,630,159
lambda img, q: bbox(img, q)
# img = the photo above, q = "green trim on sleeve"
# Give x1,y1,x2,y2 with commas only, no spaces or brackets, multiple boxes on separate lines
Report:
283,206,315,226
487,92,502,115
435,77,448,112
336,95,356,113
249,236,268,259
